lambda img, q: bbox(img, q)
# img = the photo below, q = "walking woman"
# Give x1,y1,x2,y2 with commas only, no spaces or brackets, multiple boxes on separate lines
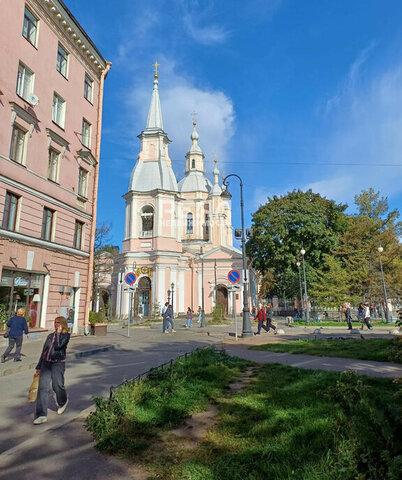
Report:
343,302,353,330
1,307,29,363
185,307,193,328
33,316,70,425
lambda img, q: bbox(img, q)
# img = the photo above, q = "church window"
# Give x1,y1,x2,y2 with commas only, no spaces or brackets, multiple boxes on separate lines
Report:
186,212,193,234
205,213,209,236
141,206,154,237
191,159,195,169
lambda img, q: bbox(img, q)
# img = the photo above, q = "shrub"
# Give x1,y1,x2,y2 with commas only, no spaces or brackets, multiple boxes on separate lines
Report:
89,311,106,324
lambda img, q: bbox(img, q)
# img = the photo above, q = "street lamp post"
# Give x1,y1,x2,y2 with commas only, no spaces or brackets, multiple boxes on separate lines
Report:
221,174,252,337
296,261,303,318
167,289,171,305
171,282,175,315
200,246,206,327
378,244,391,323
300,247,310,325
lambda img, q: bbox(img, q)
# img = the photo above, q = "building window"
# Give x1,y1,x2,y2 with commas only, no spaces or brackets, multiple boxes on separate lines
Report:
205,213,209,236
10,125,27,164
47,148,60,183
2,192,20,231
186,212,193,234
73,221,84,249
140,206,154,237
52,93,66,128
84,74,93,103
41,207,54,241
81,119,91,148
22,7,38,46
191,159,195,169
78,168,88,198
56,43,69,78
16,62,34,101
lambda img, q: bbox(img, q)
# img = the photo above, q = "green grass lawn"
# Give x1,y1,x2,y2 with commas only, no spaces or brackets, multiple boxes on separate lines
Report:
289,320,391,327
250,338,402,363
86,348,401,479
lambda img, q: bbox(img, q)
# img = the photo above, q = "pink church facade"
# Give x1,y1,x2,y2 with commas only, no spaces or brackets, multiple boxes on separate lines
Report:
113,72,247,319
0,0,110,333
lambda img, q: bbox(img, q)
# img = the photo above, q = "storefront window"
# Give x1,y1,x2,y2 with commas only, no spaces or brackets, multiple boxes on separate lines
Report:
0,269,44,327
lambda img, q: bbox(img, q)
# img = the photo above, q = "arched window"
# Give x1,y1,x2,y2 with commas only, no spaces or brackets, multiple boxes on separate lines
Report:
186,212,193,234
191,159,195,169
140,205,154,237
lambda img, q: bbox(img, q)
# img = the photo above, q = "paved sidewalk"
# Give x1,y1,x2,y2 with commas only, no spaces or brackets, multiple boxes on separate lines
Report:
0,320,399,480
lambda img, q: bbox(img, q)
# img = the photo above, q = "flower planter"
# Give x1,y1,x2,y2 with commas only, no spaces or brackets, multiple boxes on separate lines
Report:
90,323,107,336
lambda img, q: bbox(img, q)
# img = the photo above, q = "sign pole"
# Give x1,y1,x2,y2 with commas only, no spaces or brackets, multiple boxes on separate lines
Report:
233,291,238,341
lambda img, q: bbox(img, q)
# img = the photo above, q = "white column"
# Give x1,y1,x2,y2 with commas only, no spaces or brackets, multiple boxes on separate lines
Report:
178,269,185,313
158,266,166,306
125,199,131,239
131,197,138,238
40,274,50,328
197,268,202,308
73,288,80,334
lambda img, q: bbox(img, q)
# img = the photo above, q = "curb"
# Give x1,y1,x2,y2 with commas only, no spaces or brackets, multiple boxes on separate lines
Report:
0,344,120,377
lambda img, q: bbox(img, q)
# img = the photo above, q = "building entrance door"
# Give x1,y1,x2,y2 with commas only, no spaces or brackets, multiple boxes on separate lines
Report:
216,285,228,314
135,277,151,317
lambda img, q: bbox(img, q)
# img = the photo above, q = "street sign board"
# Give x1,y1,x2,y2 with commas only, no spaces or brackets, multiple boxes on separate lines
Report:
228,284,242,292
124,272,137,286
227,269,241,284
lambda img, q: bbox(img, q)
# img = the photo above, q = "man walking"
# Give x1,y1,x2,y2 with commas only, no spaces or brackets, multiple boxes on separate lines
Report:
254,304,269,335
265,303,277,333
362,303,373,330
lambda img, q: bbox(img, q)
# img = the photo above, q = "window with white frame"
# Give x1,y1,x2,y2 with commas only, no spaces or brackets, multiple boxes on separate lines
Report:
41,207,54,241
10,124,27,165
140,206,154,237
16,62,34,101
84,74,93,103
191,159,195,169
2,192,20,231
22,6,38,46
186,212,194,234
52,92,66,128
81,119,91,148
47,148,60,183
78,168,88,198
205,213,209,236
56,43,69,77
73,220,84,249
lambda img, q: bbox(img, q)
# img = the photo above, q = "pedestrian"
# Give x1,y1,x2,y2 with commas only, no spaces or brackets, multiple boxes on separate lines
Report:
254,303,269,335
161,302,168,332
197,306,202,323
265,303,277,333
185,307,193,328
33,316,70,425
362,303,373,330
1,307,29,363
163,304,175,333
343,302,353,330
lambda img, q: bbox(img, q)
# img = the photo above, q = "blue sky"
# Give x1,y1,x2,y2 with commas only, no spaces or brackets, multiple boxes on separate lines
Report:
66,0,402,247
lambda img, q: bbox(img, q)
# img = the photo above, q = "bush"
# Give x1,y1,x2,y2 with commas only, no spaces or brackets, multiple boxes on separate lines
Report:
211,304,226,324
327,371,402,479
89,311,106,324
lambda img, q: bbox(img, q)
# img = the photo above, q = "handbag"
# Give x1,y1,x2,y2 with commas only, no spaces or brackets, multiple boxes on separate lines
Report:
28,373,40,403
4,328,10,339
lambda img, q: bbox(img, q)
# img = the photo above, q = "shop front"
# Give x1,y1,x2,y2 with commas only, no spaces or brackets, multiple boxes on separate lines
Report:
0,269,44,327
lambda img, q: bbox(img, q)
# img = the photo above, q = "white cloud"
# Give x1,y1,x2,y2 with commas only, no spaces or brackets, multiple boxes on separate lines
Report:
183,13,229,45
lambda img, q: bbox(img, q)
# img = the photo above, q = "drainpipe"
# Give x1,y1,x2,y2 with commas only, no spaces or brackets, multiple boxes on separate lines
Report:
84,61,112,334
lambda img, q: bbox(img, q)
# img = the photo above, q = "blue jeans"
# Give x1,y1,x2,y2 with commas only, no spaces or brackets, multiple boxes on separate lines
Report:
3,335,23,360
36,362,67,417
186,317,192,327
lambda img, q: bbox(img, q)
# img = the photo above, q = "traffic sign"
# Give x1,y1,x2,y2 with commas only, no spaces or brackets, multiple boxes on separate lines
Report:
228,284,242,292
124,272,137,286
227,269,241,284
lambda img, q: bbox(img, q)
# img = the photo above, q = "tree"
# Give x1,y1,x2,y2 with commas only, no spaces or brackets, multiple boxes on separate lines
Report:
93,223,118,313
246,189,348,297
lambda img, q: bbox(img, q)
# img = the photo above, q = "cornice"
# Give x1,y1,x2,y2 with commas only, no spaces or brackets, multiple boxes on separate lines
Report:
33,0,107,77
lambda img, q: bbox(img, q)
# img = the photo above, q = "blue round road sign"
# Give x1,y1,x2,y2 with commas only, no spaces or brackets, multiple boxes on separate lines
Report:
227,269,241,284
124,272,137,285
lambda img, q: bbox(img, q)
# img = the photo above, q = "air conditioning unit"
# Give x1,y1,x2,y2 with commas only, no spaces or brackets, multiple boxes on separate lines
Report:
29,93,40,106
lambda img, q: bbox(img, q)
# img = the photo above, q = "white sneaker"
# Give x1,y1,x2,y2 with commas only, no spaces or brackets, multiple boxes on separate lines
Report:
33,416,47,425
57,399,68,415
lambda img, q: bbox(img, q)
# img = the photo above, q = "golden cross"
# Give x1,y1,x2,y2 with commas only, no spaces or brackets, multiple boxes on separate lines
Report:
213,150,218,164
153,61,160,77
191,111,198,124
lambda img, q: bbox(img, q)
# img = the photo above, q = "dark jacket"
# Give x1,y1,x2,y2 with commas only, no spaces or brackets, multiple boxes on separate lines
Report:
344,307,351,320
163,307,173,320
36,332,70,370
266,307,273,319
7,315,29,337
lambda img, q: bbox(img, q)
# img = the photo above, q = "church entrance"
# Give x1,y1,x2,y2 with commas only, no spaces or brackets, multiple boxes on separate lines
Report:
135,277,151,318
216,285,228,314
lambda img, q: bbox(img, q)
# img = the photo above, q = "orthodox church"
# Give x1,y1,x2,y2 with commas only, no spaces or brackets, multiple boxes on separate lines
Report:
113,69,248,318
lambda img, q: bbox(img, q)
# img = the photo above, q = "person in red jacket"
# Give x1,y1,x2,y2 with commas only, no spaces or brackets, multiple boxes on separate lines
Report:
254,303,269,335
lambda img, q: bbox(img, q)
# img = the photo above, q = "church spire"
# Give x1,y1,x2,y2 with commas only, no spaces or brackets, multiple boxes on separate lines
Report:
146,62,163,131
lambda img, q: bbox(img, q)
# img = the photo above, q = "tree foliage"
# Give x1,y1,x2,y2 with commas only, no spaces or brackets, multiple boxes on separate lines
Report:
246,189,348,297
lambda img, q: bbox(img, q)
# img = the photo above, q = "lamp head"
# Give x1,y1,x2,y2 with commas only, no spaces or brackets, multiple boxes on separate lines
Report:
171,282,174,290
378,246,383,253
220,186,232,199
300,248,306,256
296,261,301,267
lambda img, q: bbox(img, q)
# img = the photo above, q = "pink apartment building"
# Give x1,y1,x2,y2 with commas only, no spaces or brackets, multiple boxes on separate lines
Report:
0,0,110,333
